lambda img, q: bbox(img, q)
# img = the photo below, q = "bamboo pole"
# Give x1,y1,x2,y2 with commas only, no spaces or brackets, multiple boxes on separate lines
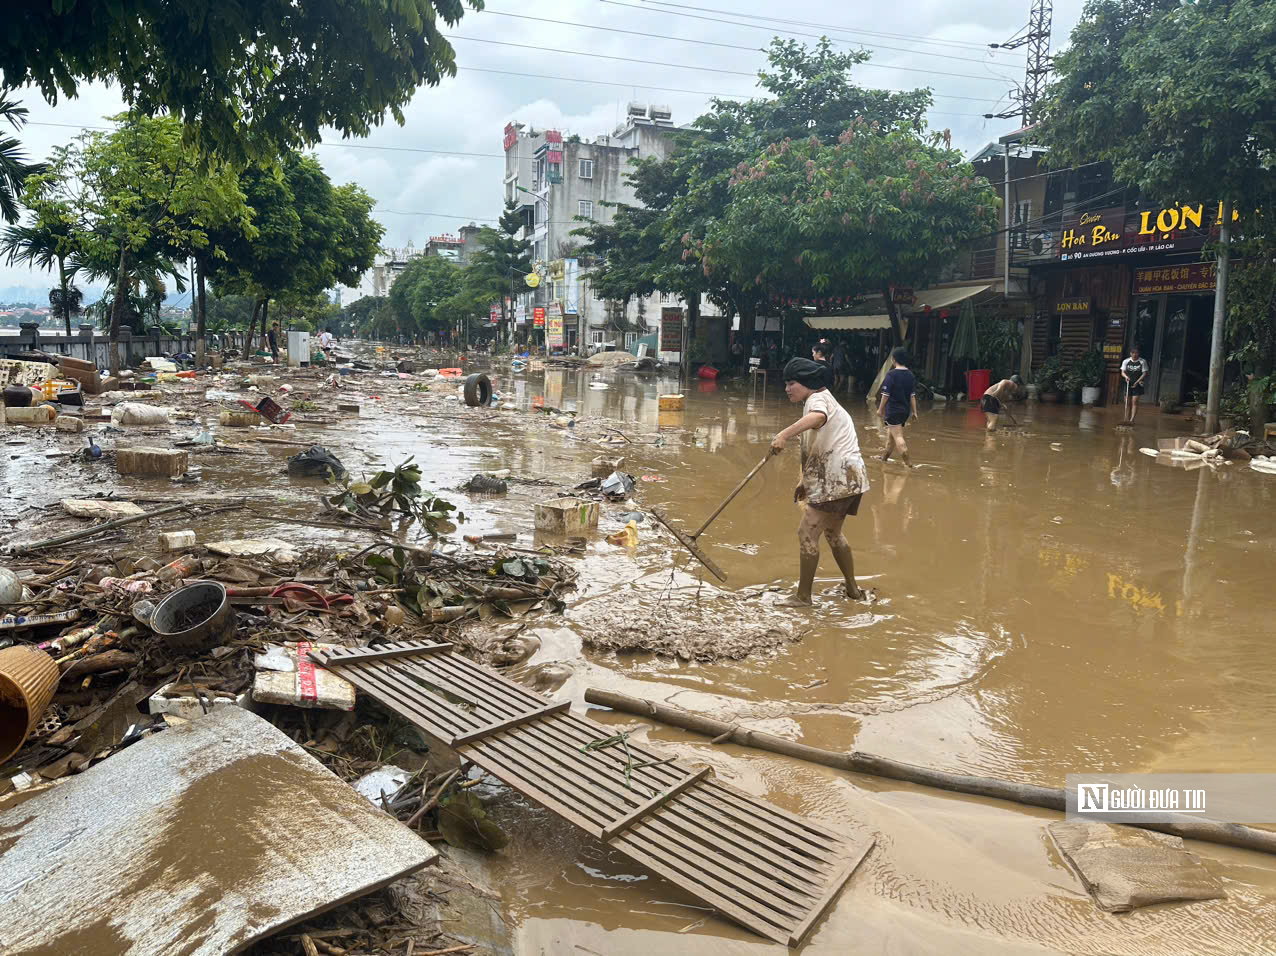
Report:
16,502,193,553
584,688,1276,856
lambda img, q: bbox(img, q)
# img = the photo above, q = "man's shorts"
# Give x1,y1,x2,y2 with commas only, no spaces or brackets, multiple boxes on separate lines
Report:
980,394,1002,414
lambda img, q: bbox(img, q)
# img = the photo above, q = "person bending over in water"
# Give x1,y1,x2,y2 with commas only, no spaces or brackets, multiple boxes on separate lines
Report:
877,346,918,466
980,375,1022,431
770,358,870,607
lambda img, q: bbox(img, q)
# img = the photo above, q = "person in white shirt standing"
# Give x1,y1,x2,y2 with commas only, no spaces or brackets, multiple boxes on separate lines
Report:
318,327,335,361
1120,346,1149,424
770,357,871,607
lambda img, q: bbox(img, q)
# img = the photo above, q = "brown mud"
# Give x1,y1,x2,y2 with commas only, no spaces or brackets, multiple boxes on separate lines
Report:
4,359,1276,953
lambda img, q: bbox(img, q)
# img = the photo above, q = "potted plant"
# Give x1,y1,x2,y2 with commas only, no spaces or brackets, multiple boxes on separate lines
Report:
1034,355,1063,403
1060,369,1084,404
1076,349,1105,405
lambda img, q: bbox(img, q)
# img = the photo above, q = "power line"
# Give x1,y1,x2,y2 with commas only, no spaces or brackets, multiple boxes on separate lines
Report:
447,33,1014,84
482,7,1015,68
631,0,1012,53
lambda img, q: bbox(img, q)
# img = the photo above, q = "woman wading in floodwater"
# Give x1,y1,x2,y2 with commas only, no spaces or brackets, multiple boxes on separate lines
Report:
770,358,870,607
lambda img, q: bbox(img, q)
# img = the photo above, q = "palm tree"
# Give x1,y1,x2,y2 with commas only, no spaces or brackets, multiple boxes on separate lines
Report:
1,219,80,335
49,285,84,333
0,97,46,225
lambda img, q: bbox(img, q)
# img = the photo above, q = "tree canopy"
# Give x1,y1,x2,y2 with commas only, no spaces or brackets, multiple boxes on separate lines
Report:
389,255,463,335
0,97,45,225
1040,0,1276,206
2,0,485,165
575,38,964,351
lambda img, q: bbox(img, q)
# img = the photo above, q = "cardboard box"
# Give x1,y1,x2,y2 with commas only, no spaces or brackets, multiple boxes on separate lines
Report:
116,447,188,477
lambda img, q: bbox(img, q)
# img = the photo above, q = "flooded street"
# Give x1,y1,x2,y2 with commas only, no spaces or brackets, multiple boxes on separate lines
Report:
5,361,1276,953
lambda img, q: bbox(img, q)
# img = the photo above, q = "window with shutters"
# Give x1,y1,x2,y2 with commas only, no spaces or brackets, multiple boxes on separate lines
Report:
578,200,594,220
579,159,594,179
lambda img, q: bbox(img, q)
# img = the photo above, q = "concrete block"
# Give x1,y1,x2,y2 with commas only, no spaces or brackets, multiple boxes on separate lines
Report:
55,416,84,433
116,447,188,478
535,496,599,534
158,530,197,551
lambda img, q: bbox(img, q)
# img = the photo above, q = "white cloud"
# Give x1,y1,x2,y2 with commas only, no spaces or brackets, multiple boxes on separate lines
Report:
1,0,1088,301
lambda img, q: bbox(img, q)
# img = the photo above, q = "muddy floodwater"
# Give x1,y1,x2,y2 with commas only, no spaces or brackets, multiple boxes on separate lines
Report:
6,363,1276,954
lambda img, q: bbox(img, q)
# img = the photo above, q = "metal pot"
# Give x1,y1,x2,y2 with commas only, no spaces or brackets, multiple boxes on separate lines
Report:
150,581,235,652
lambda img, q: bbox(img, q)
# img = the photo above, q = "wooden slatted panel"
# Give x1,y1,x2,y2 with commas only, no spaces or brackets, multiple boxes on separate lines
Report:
316,644,874,947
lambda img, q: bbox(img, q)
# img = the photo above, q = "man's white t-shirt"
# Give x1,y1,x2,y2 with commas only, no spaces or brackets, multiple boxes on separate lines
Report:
800,390,869,504
319,332,334,349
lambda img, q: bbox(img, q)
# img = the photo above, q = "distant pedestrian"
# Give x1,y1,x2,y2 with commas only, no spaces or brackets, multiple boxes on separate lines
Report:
319,327,335,361
981,375,1022,431
1121,346,1149,423
811,341,833,389
770,357,871,607
267,321,281,363
731,338,745,371
877,346,917,466
831,341,849,392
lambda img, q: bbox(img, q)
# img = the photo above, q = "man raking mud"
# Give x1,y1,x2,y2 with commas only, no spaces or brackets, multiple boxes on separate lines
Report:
981,375,1022,431
770,358,870,607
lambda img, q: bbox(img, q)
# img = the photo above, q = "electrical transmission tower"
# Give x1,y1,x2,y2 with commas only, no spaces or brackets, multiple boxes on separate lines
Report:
985,0,1053,126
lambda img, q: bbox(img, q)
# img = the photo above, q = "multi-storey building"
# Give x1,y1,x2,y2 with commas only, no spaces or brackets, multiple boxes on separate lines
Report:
502,103,682,351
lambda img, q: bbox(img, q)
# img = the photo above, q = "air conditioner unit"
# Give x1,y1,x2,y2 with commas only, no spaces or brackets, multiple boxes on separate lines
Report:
1029,231,1055,256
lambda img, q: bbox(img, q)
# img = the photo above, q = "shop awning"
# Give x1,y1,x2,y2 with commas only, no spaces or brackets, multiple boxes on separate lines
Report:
802,314,892,331
907,283,992,313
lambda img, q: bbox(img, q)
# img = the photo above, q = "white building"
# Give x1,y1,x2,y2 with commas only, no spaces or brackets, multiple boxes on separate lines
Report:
503,103,684,351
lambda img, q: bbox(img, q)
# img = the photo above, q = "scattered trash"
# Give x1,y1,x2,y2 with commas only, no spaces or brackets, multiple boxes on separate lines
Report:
219,409,262,427
0,567,23,604
658,394,685,411
0,644,59,762
600,471,636,498
147,681,254,720
1047,820,1226,913
158,529,197,551
253,641,356,710
205,538,300,561
110,402,170,426
641,474,667,483
606,520,640,547
287,444,347,479
615,511,645,524
592,455,625,477
465,473,509,494
60,499,145,519
353,764,413,807
150,580,235,652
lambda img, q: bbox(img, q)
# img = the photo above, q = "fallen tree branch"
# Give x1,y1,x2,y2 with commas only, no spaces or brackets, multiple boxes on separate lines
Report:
584,687,1276,857
15,502,194,554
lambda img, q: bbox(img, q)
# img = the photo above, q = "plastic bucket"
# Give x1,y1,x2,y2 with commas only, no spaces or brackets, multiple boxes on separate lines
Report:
0,646,60,763
697,365,719,380
965,369,991,401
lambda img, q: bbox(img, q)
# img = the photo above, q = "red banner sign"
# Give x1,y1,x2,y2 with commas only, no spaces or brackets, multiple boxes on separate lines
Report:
545,129,562,145
503,123,518,151
533,306,546,328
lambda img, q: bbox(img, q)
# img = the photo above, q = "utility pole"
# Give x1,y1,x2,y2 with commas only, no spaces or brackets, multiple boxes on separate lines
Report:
1205,200,1232,434
985,0,1053,126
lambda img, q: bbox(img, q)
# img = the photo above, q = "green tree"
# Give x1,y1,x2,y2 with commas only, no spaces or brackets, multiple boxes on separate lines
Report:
702,124,998,345
212,154,382,352
4,1,484,166
0,97,46,225
36,114,251,372
1039,0,1276,431
389,255,461,337
465,200,531,339
576,38,941,359
48,284,84,331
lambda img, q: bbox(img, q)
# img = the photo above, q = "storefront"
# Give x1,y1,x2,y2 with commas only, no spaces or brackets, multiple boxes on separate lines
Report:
1033,199,1226,404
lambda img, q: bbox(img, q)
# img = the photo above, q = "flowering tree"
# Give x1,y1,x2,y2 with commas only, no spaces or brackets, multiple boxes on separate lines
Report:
699,121,999,344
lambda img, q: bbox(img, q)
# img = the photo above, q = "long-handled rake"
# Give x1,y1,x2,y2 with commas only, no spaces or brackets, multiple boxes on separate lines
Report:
650,454,772,581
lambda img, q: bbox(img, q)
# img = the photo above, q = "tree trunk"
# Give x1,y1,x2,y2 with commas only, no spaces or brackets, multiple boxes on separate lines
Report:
245,297,264,353
882,284,905,348
108,244,129,376
260,299,270,356
737,296,757,365
680,294,700,381
58,256,71,337
1205,199,1232,434
195,261,207,369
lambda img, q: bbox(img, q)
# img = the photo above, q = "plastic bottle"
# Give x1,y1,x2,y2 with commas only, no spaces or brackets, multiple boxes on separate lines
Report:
85,436,102,459
157,554,199,582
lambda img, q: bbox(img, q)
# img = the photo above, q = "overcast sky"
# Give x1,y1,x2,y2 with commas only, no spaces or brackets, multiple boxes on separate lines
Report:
2,0,1086,304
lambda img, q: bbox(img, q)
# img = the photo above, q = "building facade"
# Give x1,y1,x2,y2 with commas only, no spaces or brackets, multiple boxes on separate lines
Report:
502,103,681,350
